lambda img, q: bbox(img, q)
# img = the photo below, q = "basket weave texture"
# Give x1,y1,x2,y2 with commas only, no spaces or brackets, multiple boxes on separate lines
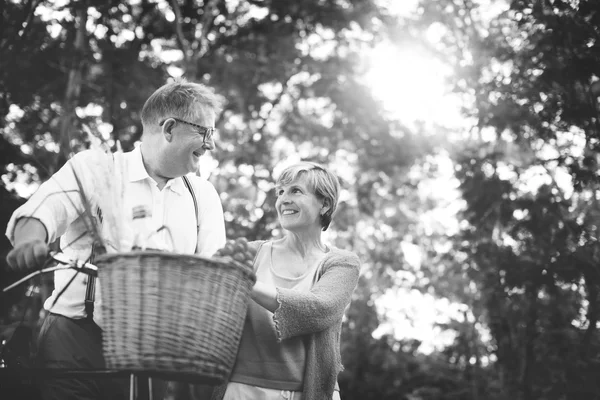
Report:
95,251,256,383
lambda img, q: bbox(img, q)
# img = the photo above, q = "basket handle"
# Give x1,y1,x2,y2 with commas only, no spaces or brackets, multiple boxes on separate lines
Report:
142,225,175,252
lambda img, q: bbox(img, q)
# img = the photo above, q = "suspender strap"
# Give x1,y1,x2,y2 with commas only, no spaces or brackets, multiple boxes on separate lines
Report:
84,177,199,319
85,208,102,320
182,175,200,236
84,246,96,320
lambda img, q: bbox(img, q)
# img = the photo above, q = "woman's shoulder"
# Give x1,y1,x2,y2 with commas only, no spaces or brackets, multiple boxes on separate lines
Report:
324,246,361,268
248,237,287,251
248,239,269,252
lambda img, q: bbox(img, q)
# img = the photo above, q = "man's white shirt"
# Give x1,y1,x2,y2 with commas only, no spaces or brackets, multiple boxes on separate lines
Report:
5,146,226,327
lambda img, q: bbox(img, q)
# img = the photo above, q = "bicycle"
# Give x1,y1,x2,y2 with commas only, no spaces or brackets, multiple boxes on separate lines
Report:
0,252,160,400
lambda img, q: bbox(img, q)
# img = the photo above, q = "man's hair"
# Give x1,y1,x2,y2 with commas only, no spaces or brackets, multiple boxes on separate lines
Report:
141,78,223,127
275,161,341,231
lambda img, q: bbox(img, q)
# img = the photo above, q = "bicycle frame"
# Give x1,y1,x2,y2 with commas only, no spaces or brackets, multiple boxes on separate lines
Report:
0,252,160,400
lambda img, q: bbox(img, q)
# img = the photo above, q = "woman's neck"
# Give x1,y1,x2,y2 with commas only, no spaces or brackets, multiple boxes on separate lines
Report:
281,232,328,259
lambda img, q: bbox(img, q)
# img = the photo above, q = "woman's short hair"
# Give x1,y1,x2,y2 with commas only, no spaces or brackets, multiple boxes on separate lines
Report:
141,78,223,127
276,161,341,231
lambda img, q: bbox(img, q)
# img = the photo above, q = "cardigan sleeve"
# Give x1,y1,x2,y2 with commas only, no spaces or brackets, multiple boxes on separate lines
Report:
273,249,360,341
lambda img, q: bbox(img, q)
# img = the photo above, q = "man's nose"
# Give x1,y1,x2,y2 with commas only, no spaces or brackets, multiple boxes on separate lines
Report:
202,136,216,151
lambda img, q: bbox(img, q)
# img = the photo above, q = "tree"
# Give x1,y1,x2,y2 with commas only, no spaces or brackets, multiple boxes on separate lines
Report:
402,0,600,398
1,2,446,399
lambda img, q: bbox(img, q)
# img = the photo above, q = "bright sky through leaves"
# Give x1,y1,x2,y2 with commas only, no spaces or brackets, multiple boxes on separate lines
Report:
365,42,464,129
364,1,483,353
23,0,489,355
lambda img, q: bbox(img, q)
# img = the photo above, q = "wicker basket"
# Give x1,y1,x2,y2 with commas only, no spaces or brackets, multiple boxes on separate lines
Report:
94,251,256,384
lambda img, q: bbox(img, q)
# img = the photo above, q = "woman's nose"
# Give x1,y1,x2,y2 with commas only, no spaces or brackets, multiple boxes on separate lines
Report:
277,192,291,204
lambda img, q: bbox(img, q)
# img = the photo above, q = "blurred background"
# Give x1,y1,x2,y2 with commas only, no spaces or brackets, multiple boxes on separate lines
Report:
2,0,600,399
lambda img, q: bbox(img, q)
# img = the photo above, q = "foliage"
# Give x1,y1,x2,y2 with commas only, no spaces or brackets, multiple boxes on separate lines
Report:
402,0,600,398
0,0,447,397
6,0,600,399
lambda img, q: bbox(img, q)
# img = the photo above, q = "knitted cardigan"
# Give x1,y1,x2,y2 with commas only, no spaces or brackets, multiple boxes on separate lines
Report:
213,240,361,400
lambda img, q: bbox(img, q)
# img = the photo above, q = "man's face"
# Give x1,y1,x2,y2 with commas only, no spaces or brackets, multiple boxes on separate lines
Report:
160,106,216,177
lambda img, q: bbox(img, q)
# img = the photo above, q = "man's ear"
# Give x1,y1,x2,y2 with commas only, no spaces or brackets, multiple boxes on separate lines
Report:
162,118,176,142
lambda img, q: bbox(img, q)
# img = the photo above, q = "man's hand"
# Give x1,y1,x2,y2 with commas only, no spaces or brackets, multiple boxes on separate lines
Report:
6,240,49,271
6,218,49,271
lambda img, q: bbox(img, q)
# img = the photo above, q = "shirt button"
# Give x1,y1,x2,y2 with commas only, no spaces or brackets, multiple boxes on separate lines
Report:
83,279,87,285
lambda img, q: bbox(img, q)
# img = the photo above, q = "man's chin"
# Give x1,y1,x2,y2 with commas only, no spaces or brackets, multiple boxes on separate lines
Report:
187,162,200,175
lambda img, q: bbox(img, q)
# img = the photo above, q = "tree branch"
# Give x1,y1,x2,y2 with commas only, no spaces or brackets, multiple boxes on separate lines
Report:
170,0,191,61
0,0,40,55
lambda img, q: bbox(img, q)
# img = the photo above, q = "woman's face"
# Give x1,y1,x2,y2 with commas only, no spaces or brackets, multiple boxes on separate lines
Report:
275,176,324,233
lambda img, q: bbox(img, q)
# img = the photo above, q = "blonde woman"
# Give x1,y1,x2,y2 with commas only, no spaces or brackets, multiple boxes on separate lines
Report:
217,161,361,400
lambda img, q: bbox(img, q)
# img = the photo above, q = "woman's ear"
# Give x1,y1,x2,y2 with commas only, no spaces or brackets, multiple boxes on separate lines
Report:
321,199,331,215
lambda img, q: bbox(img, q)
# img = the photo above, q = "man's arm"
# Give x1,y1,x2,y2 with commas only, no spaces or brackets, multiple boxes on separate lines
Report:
195,178,226,256
5,150,101,270
6,217,49,271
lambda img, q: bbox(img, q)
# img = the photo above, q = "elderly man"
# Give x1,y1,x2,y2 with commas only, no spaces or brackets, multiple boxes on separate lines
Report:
5,79,226,400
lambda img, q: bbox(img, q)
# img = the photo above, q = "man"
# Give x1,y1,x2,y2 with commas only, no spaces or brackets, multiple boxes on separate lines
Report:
5,79,226,399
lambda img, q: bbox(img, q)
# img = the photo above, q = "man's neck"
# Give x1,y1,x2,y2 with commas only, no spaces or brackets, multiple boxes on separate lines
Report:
140,142,169,190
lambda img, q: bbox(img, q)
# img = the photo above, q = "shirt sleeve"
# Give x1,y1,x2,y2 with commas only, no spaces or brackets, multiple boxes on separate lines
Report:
272,250,361,341
194,177,226,257
5,150,100,245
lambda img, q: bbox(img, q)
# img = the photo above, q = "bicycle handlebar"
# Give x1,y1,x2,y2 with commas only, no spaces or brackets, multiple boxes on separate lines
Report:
48,252,98,275
2,252,98,294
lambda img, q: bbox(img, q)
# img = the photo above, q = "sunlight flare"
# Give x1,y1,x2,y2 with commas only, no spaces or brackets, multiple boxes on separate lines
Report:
365,43,463,128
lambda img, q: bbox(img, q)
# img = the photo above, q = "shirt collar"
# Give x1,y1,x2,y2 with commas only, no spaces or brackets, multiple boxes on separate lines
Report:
166,176,186,195
126,146,186,195
127,146,150,183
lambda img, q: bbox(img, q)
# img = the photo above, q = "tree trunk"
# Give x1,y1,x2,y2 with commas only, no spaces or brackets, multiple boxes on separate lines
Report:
521,282,539,400
470,318,481,400
582,268,598,350
170,0,219,80
56,0,88,170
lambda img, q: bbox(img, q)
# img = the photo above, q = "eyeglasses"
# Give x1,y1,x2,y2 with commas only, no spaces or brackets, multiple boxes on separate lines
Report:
159,117,215,144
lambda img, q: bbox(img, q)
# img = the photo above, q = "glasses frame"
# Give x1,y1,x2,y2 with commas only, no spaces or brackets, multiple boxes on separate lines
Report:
159,117,215,144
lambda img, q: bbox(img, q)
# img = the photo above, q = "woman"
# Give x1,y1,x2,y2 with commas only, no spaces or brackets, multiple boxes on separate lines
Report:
219,161,361,400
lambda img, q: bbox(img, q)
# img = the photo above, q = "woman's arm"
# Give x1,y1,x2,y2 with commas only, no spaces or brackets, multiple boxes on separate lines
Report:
251,280,279,312
268,250,361,341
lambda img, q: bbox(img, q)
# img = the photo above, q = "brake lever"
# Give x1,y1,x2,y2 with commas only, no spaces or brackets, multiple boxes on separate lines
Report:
2,252,98,294
47,252,72,266
48,252,98,277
